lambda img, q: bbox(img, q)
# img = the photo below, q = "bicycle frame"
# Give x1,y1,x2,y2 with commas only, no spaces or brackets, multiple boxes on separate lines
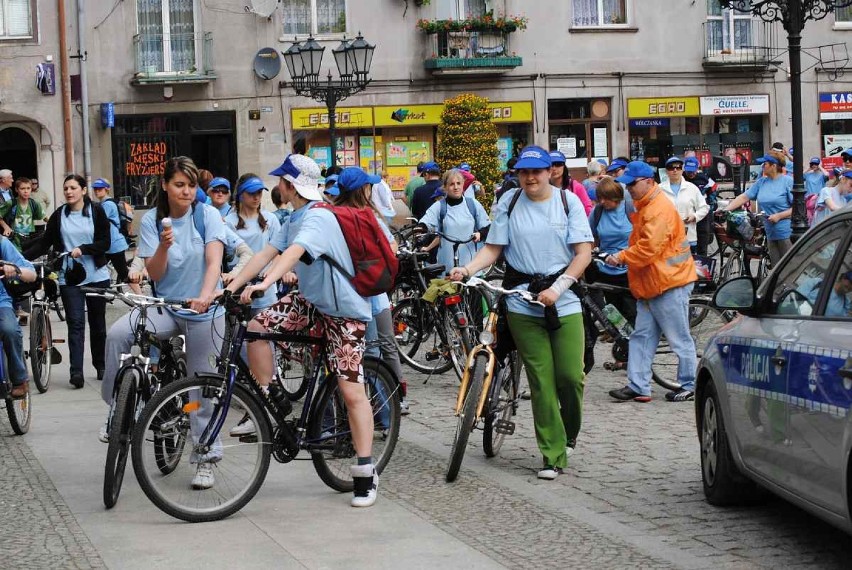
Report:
455,310,498,420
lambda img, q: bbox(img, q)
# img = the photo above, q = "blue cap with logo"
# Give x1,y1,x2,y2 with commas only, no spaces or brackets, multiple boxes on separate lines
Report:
330,167,381,195
755,154,782,166
840,169,852,179
549,150,566,164
209,177,231,191
236,176,267,199
514,146,552,169
92,178,111,189
665,156,684,167
809,156,821,165
615,161,656,185
683,156,700,173
421,161,441,175
459,163,471,172
606,158,629,173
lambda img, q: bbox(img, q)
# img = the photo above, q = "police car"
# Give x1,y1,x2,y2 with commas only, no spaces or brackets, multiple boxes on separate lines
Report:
696,205,852,534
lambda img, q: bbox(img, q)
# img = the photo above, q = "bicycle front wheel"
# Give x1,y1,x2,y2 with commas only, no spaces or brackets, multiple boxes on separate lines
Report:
5,386,31,435
483,353,520,458
309,358,401,493
446,354,486,482
29,305,51,393
104,368,140,509
132,375,272,523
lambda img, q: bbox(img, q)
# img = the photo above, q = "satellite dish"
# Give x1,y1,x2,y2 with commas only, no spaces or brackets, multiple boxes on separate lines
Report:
248,0,278,18
253,47,281,80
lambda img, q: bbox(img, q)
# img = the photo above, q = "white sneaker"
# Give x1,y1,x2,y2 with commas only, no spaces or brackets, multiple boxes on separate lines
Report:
537,466,562,480
565,445,575,459
350,464,379,507
98,420,110,443
192,462,215,490
399,399,411,416
229,414,256,437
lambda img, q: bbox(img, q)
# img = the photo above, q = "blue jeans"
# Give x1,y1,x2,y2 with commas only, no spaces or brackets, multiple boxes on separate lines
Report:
61,279,109,378
627,284,696,395
0,306,27,385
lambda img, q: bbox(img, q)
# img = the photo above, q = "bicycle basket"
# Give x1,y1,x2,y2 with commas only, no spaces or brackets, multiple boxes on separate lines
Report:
726,212,754,242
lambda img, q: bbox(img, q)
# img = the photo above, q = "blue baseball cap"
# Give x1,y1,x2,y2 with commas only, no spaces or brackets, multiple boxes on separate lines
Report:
431,188,446,200
755,154,782,166
809,156,821,165
459,163,471,172
842,148,852,159
514,146,552,169
840,170,852,179
615,161,656,185
236,176,266,198
683,157,700,173
325,174,339,185
209,177,231,191
421,161,441,174
606,158,629,173
92,178,111,189
665,156,684,167
596,158,609,167
832,167,844,177
330,167,381,195
324,185,340,197
549,150,566,164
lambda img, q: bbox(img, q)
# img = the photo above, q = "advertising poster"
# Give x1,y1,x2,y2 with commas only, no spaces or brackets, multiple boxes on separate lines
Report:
497,137,512,170
387,166,415,192
385,141,431,167
308,146,331,170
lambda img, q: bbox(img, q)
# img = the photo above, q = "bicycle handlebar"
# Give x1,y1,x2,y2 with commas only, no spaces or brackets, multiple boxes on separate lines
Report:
458,276,545,307
81,287,194,312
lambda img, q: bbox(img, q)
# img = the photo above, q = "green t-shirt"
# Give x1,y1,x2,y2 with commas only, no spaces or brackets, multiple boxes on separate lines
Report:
405,176,426,204
0,199,44,237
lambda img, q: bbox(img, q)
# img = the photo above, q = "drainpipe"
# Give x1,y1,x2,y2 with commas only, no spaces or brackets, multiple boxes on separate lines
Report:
76,0,92,181
57,0,74,174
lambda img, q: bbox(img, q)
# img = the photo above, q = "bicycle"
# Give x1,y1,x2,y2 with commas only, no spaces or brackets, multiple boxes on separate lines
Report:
715,210,772,285
0,338,29,435
24,252,67,393
82,286,189,509
130,290,401,523
446,277,537,482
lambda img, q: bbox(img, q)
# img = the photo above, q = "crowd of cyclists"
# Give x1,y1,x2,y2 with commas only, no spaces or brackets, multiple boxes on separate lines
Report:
2,136,851,506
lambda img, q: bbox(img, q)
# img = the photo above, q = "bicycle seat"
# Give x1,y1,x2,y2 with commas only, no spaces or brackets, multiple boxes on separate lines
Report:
422,264,446,278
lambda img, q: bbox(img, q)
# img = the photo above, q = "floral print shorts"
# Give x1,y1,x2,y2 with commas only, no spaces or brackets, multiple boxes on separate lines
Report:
253,292,367,383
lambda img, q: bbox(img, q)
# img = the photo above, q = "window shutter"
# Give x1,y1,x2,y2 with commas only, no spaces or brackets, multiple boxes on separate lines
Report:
5,0,33,37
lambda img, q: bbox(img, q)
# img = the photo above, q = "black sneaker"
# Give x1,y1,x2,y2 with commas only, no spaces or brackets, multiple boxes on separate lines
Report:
70,374,84,389
96,368,105,381
608,386,651,403
665,389,694,402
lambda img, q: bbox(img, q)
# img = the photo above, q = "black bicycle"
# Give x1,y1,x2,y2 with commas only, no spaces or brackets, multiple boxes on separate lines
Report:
131,290,401,523
25,252,67,393
83,287,189,509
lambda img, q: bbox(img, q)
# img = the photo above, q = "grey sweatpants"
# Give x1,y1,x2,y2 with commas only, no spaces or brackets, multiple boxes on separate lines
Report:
103,309,225,463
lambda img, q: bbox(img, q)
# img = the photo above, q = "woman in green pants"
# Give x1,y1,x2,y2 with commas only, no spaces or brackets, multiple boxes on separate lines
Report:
450,146,593,479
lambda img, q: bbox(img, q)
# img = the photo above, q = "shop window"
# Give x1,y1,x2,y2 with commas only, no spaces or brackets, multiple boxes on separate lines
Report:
434,0,487,20
0,0,35,40
706,1,753,53
548,99,612,172
136,0,199,74
282,0,346,36
572,0,628,27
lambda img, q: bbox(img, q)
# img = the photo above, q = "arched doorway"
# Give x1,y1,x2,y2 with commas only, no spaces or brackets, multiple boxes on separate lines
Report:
0,127,38,180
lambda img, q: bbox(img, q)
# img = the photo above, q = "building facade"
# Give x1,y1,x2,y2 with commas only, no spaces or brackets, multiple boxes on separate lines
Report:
4,0,852,204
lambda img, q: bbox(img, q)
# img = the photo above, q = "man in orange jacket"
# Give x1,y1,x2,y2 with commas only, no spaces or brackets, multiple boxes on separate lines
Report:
604,161,698,402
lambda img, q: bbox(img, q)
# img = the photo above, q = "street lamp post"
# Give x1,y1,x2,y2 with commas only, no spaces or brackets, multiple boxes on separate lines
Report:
282,33,375,170
719,0,852,239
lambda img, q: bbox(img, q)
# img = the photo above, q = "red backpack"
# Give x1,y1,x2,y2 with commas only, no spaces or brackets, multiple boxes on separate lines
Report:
311,202,399,297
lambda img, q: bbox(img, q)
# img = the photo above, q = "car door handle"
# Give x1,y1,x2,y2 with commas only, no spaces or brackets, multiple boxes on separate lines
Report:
771,346,786,367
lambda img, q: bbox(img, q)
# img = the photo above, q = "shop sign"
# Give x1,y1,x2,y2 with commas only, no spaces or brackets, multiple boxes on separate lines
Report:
629,119,670,128
822,134,852,167
124,141,167,177
291,107,374,130
819,92,852,119
627,97,700,118
699,95,769,116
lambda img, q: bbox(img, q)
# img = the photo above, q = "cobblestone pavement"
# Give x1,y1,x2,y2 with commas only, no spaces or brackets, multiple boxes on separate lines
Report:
0,423,105,569
393,340,852,569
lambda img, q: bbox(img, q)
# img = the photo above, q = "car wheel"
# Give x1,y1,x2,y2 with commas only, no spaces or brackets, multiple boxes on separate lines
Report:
699,379,764,506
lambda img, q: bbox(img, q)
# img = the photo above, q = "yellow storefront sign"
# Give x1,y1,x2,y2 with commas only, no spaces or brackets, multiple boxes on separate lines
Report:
290,107,374,130
627,97,700,118
292,101,533,130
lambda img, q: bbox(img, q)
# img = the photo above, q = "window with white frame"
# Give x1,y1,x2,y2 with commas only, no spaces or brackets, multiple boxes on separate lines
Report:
836,5,852,25
137,0,199,73
572,0,627,27
282,0,346,36
706,1,754,52
0,0,33,39
434,0,488,20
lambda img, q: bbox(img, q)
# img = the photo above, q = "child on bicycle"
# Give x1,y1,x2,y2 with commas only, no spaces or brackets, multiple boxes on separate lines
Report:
226,155,380,507
103,156,227,490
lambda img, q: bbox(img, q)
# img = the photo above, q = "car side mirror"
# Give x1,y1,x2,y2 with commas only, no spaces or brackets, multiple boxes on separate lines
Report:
713,276,758,315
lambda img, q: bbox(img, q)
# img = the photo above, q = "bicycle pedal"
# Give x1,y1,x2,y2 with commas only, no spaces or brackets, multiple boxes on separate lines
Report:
238,434,258,444
50,347,62,364
494,419,515,435
424,350,441,361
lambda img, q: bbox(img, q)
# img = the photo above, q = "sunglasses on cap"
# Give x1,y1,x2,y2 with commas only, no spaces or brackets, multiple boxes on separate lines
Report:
209,187,230,194
626,178,648,188
665,164,683,171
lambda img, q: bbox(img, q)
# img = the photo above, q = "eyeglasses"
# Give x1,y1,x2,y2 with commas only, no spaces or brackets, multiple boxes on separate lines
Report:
665,165,683,171
626,178,648,188
209,188,230,194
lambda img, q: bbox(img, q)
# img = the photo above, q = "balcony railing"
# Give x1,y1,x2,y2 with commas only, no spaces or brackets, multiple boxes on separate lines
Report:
702,19,778,70
424,30,522,75
132,32,216,85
